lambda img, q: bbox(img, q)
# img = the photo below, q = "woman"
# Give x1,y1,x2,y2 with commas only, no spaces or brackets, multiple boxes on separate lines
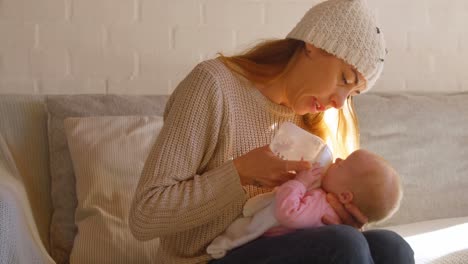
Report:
129,0,415,263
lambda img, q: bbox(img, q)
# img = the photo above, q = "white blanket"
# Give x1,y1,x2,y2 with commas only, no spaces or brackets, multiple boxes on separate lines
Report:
0,134,55,264
206,192,278,259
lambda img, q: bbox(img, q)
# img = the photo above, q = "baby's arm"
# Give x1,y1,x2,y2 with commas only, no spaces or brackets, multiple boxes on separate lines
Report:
243,164,321,217
243,191,276,217
273,181,324,228
274,167,328,229
295,164,322,189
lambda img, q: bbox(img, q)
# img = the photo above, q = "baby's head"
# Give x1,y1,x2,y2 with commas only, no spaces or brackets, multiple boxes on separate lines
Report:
321,149,402,223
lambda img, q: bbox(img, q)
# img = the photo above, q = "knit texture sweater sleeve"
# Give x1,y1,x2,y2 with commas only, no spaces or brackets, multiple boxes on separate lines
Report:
129,63,246,241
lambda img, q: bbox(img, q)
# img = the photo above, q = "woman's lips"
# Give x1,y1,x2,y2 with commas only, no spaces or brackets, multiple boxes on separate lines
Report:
303,97,325,114
312,97,325,112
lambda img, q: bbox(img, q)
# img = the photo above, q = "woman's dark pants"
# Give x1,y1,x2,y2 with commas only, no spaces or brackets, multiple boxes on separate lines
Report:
210,225,414,264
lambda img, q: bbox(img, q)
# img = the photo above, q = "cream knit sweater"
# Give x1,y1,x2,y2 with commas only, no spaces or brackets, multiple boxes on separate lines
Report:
129,58,304,263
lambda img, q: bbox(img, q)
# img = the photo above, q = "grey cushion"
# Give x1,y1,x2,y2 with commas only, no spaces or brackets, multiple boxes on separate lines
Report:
46,94,169,264
355,92,468,227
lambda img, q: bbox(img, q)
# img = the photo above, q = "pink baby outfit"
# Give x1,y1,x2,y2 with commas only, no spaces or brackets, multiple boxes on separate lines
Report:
265,180,337,236
206,179,339,259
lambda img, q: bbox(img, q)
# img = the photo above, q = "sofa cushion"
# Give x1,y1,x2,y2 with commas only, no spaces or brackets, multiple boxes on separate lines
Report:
64,115,163,263
45,95,168,263
355,92,468,227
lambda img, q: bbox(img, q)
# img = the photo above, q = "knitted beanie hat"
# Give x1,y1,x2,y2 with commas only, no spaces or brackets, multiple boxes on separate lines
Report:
287,0,386,91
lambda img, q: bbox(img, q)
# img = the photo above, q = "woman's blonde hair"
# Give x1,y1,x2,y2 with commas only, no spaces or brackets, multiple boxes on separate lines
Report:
218,38,359,157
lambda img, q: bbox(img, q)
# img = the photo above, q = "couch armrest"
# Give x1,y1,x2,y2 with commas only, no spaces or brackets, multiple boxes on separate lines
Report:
0,136,55,264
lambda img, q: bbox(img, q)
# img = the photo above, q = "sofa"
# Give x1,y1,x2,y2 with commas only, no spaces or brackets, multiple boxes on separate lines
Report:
0,92,467,264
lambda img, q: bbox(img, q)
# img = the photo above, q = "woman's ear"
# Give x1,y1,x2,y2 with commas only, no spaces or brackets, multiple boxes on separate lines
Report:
338,191,354,204
305,42,313,54
304,42,330,57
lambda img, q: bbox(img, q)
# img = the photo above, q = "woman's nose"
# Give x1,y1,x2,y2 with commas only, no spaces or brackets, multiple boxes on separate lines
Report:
329,86,354,109
330,92,347,109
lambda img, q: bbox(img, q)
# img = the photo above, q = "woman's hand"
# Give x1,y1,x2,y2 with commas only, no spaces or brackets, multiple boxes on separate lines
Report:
322,193,369,230
233,145,311,188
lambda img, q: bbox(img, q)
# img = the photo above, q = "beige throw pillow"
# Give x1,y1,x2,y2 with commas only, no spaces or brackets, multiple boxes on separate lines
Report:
63,115,163,264
46,94,168,263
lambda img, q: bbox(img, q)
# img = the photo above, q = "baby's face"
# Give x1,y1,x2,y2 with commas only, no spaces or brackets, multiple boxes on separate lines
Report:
321,149,375,193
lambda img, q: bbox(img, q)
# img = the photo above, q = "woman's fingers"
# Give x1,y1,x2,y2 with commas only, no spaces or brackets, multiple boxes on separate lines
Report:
281,159,311,173
265,172,294,187
322,214,342,225
255,172,295,188
344,203,368,227
233,144,319,188
326,193,360,228
283,172,298,181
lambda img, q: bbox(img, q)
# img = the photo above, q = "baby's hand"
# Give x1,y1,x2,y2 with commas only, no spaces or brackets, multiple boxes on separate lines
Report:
295,162,322,188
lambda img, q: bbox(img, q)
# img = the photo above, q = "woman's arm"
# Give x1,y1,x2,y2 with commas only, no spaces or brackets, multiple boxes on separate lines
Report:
128,63,246,240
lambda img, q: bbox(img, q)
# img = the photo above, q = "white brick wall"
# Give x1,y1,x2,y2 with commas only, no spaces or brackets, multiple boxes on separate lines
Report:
0,0,467,94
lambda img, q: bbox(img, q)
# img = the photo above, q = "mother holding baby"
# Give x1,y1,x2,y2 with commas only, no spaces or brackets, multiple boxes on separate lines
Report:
129,0,414,263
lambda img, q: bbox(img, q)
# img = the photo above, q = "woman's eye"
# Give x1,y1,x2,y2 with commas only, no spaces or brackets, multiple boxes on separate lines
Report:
342,73,348,84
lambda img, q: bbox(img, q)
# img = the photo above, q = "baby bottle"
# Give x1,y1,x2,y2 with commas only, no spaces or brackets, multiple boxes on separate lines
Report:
270,122,333,170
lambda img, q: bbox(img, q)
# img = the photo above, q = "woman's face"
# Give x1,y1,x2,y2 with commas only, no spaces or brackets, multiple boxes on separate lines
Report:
284,43,367,115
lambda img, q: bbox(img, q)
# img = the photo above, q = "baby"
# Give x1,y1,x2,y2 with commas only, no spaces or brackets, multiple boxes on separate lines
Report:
207,149,402,259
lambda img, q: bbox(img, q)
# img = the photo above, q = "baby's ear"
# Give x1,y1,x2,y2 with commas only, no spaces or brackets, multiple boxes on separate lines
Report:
338,191,354,204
